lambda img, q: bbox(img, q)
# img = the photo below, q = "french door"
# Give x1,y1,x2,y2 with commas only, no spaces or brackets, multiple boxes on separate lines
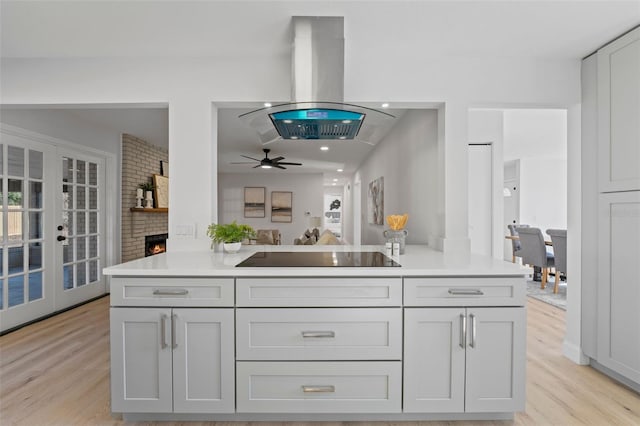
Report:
0,132,107,332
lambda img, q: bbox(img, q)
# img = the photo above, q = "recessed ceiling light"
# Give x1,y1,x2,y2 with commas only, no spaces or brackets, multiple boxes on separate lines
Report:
332,183,337,186
320,146,329,151
381,103,389,108
337,168,343,172
333,178,338,182
264,102,272,107
290,136,298,140
338,136,347,140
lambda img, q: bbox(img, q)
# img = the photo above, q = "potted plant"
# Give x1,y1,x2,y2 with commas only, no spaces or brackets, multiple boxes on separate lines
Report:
207,221,256,253
138,182,155,208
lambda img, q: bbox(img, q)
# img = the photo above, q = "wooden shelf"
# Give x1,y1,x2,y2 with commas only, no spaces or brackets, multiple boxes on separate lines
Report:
130,207,168,213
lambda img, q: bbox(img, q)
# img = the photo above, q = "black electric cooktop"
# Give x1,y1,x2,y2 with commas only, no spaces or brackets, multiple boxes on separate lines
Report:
236,251,401,267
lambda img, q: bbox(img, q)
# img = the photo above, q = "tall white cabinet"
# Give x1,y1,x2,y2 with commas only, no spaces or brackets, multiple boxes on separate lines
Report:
582,26,640,389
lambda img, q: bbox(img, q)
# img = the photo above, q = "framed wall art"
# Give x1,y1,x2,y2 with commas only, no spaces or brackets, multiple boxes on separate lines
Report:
244,187,266,218
271,191,292,223
153,174,169,208
367,176,384,225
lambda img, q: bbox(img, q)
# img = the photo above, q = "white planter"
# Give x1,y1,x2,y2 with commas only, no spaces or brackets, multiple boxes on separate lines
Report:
223,242,242,253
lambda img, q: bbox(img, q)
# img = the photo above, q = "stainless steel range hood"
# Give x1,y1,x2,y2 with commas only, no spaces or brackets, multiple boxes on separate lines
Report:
239,16,395,145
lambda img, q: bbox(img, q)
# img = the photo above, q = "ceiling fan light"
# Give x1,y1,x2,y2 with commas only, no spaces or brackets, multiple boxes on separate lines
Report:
261,164,272,169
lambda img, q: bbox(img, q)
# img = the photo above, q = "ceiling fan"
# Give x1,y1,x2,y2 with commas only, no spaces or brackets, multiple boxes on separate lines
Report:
230,148,302,170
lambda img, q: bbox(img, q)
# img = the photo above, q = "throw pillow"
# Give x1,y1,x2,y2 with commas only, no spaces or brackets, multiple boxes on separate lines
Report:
316,230,341,245
255,229,274,245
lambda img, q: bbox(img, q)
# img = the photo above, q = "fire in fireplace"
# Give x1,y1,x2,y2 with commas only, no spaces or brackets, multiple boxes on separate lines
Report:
145,233,168,257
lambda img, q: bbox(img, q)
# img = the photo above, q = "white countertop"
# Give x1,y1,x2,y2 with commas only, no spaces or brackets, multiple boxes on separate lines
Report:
104,245,528,277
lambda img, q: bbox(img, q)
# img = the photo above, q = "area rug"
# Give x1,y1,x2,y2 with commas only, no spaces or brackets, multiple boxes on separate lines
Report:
526,279,567,310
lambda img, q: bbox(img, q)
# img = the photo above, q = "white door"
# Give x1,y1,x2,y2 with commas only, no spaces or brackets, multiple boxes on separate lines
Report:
0,131,108,332
468,144,493,256
403,308,465,413
173,308,235,413
0,138,55,331
465,307,526,413
55,149,106,310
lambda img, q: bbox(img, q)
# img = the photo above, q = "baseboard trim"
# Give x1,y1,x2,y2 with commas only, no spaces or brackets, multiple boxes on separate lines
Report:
590,359,640,394
562,339,590,365
0,293,109,336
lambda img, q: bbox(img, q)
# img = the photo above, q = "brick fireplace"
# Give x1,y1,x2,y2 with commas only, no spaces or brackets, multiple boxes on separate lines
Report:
121,134,169,262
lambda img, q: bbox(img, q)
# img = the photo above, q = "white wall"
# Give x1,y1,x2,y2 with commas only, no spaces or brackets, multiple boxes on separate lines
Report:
518,158,568,231
503,109,568,161
218,173,323,245
355,109,439,245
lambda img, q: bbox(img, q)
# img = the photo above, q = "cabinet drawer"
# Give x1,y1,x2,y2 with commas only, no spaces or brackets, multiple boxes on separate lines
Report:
404,277,525,307
110,277,234,307
236,308,402,360
236,277,402,307
236,361,401,413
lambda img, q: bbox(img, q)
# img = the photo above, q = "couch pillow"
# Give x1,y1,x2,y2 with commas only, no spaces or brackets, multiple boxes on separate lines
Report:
316,230,341,245
255,229,274,245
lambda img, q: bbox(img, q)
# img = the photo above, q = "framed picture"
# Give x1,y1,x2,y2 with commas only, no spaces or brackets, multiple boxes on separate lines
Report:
271,191,292,223
367,176,384,225
153,174,169,208
160,160,169,177
244,187,266,218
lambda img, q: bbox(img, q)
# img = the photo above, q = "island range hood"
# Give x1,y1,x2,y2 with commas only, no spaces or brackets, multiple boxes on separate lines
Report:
239,16,395,144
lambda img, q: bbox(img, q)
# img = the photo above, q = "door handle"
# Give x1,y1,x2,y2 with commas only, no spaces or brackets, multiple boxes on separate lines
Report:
57,235,66,242
469,314,477,348
171,314,178,349
302,385,335,393
460,313,467,348
301,331,335,338
160,314,169,349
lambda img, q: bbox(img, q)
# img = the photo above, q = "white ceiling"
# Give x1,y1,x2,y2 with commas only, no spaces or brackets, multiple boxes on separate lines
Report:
1,1,638,185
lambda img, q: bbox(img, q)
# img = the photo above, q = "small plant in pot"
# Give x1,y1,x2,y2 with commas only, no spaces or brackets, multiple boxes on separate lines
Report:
138,182,155,208
207,221,256,253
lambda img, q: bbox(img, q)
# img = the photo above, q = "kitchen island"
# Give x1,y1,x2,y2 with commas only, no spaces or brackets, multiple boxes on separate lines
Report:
105,245,528,422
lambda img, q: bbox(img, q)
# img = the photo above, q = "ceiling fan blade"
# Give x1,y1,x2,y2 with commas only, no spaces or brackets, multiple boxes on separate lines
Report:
271,156,285,162
230,161,258,164
273,164,287,169
252,164,262,168
240,155,261,161
275,161,302,166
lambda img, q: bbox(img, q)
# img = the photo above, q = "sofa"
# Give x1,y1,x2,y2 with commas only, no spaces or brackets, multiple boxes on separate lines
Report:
293,228,341,245
254,229,281,245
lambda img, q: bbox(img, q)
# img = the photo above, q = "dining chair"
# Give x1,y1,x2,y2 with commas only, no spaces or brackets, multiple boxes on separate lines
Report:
507,224,529,263
546,229,567,294
516,227,555,289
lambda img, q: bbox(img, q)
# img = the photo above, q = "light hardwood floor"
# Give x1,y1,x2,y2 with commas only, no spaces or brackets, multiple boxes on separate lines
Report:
1,296,639,425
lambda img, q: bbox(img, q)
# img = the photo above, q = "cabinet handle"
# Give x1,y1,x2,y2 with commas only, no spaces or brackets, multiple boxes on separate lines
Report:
302,385,335,393
469,314,477,348
301,331,336,338
160,314,169,349
153,289,189,296
171,314,178,349
460,313,467,348
448,288,484,295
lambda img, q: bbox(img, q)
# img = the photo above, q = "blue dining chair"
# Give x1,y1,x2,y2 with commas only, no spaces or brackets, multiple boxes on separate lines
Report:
546,229,567,294
516,227,555,289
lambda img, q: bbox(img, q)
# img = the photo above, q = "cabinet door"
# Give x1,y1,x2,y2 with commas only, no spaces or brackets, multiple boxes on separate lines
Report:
598,27,640,192
171,309,235,413
110,307,173,413
465,307,526,413
172,308,235,413
403,308,465,413
597,192,640,384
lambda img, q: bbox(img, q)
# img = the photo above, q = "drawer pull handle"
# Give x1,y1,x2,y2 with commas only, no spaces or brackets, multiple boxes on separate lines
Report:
302,385,335,393
448,288,484,296
301,331,335,338
153,289,189,296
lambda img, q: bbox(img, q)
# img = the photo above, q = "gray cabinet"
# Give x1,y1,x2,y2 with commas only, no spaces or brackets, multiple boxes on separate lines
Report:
404,307,526,413
110,307,235,413
597,192,640,384
597,28,640,193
